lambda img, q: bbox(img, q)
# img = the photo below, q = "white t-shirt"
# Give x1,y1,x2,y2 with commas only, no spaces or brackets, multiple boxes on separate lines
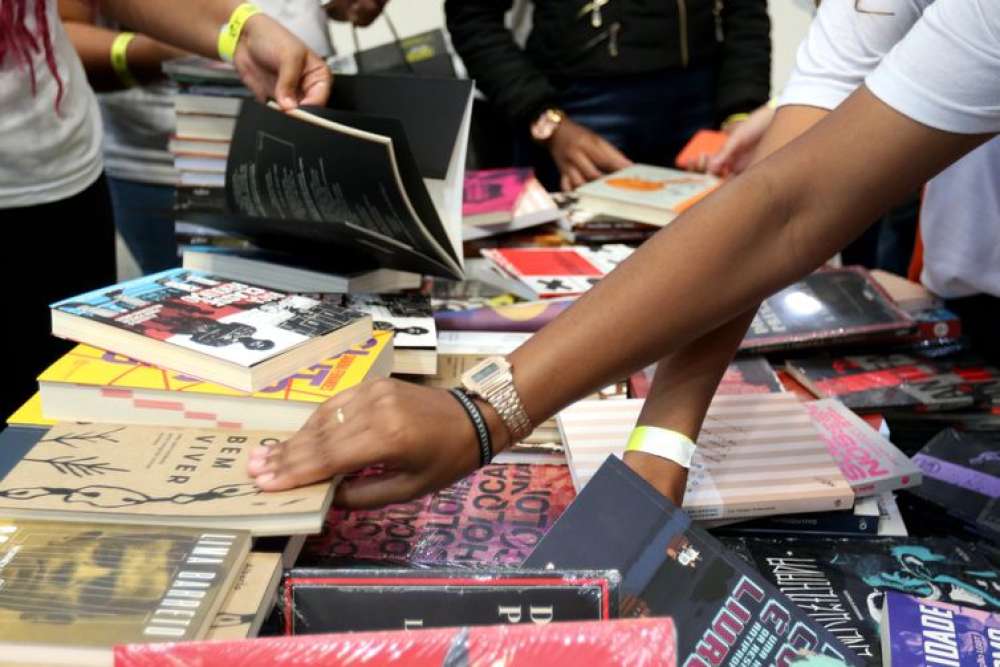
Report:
0,0,102,208
101,0,334,186
780,0,1000,298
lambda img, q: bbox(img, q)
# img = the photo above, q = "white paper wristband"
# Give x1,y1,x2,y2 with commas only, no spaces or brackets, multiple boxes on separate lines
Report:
625,426,697,469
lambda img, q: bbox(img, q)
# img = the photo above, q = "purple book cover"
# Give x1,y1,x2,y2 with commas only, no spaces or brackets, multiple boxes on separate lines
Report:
463,168,533,218
300,464,576,568
884,591,1000,666
433,299,572,332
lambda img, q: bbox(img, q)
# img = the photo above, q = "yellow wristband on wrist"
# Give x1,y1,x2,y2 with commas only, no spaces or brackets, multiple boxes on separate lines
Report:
110,32,137,88
218,3,262,63
722,112,750,128
625,426,697,469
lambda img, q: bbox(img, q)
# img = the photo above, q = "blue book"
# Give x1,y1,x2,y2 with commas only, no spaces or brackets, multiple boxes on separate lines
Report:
883,591,1000,666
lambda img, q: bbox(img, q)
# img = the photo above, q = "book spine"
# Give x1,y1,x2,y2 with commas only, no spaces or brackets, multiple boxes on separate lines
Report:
712,512,879,538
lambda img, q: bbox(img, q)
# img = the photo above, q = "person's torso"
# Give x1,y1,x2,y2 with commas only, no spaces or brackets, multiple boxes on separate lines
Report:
0,0,103,208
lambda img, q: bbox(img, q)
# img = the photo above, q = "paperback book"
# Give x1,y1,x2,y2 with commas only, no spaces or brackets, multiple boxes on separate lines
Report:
629,357,783,399
340,293,437,375
462,168,560,240
50,268,371,392
523,456,861,665
208,552,283,641
433,298,572,333
881,591,1000,667
283,568,619,634
741,267,914,353
558,393,854,521
36,334,392,431
0,424,337,536
574,164,719,226
481,244,633,298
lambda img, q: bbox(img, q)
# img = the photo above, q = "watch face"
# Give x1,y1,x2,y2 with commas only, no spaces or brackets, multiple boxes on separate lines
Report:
471,362,499,384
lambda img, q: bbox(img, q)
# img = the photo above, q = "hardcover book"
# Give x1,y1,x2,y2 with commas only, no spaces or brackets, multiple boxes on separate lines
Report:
910,428,1000,542
574,164,719,226
300,463,576,568
283,569,620,634
114,618,679,667
722,536,1000,663
340,293,437,375
785,353,1000,412
0,424,337,536
523,456,861,665
803,399,922,497
0,519,248,665
558,393,854,521
36,334,392,431
208,552,282,641
50,268,371,392
881,591,1000,667
481,244,633,298
740,267,914,353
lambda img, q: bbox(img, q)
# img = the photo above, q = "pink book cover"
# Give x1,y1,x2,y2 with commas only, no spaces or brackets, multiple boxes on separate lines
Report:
462,168,534,218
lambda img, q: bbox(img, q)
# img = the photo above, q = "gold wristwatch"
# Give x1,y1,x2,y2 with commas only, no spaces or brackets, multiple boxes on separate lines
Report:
460,356,534,443
530,108,565,143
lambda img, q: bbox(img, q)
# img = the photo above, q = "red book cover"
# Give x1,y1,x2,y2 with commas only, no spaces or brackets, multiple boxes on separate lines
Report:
300,464,576,568
481,245,632,298
114,618,678,667
462,168,533,223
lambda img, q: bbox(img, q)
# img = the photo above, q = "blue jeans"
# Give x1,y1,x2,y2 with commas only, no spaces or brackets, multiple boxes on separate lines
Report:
107,177,179,275
515,67,716,191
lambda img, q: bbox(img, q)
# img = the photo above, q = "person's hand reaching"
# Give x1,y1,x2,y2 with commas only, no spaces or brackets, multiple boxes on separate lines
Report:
547,117,632,191
705,104,776,176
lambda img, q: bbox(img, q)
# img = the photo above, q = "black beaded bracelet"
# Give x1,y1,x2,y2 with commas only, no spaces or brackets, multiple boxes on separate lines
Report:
448,388,493,468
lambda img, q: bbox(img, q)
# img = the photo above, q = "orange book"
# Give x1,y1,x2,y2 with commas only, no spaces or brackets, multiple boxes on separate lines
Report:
674,129,727,170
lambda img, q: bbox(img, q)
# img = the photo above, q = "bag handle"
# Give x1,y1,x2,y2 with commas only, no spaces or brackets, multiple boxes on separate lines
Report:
352,10,416,74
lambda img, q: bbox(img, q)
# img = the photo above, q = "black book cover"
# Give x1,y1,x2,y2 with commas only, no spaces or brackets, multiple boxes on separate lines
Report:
911,428,1000,542
283,568,619,635
741,267,913,354
722,536,1000,664
523,456,862,665
223,102,461,279
710,510,878,538
353,29,457,80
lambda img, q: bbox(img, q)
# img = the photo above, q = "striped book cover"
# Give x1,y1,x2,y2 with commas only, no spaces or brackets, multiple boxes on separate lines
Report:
557,393,854,521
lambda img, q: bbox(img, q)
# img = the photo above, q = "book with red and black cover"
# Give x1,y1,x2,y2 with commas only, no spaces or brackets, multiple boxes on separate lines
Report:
910,428,1000,543
523,456,861,665
114,618,679,667
50,268,371,392
282,568,620,635
785,352,1000,412
300,463,576,568
481,245,632,298
741,267,914,353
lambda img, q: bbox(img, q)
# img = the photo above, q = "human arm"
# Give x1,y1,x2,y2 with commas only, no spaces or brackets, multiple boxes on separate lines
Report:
59,0,186,92
98,0,331,107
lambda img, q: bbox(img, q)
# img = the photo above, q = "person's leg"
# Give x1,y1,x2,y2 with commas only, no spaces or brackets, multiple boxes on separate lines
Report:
2,176,116,420
106,176,178,275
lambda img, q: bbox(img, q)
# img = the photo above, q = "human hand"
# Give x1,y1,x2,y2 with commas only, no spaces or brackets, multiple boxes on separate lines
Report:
325,0,389,26
233,13,332,109
623,450,688,506
247,379,511,508
547,117,632,192
705,104,776,176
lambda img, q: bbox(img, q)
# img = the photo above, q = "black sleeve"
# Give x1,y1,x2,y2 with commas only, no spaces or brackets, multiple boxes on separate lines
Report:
445,0,559,125
715,0,771,123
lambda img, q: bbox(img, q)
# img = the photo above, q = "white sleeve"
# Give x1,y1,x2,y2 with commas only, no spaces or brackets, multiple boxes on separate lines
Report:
866,0,1000,134
779,1,924,111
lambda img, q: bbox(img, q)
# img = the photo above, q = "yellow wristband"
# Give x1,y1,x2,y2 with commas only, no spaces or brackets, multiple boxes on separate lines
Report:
110,32,137,88
767,98,779,109
722,112,750,128
625,426,697,469
217,3,263,63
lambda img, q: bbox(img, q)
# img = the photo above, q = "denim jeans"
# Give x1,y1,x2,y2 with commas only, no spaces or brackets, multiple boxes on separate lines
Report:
514,66,716,191
107,177,179,275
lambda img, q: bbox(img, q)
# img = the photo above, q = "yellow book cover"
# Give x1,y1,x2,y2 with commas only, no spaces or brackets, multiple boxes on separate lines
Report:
6,393,54,427
38,331,392,404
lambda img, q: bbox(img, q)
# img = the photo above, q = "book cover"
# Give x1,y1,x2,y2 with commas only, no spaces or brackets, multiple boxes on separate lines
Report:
803,399,922,497
628,357,783,399
558,393,854,520
51,268,370,391
115,618,679,667
463,168,533,224
340,293,435,355
207,552,282,641
300,463,576,568
36,334,392,431
6,393,53,427
523,456,861,665
575,164,719,225
722,536,1000,663
463,178,560,241
283,569,619,635
882,591,1000,667
433,299,572,333
0,519,248,647
741,267,914,353
786,353,999,412
481,245,633,298
0,424,336,536
911,429,1000,542
675,130,728,170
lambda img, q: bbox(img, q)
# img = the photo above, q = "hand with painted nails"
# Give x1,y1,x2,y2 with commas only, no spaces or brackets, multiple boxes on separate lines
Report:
247,378,510,509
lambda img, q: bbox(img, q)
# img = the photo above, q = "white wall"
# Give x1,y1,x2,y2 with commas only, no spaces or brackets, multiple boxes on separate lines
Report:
335,1,815,97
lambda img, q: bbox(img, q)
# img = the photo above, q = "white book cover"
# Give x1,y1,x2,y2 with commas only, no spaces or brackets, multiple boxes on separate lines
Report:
557,392,855,521
803,399,922,497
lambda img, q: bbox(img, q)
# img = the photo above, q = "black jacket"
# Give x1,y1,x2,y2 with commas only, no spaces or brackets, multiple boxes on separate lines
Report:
446,0,770,126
